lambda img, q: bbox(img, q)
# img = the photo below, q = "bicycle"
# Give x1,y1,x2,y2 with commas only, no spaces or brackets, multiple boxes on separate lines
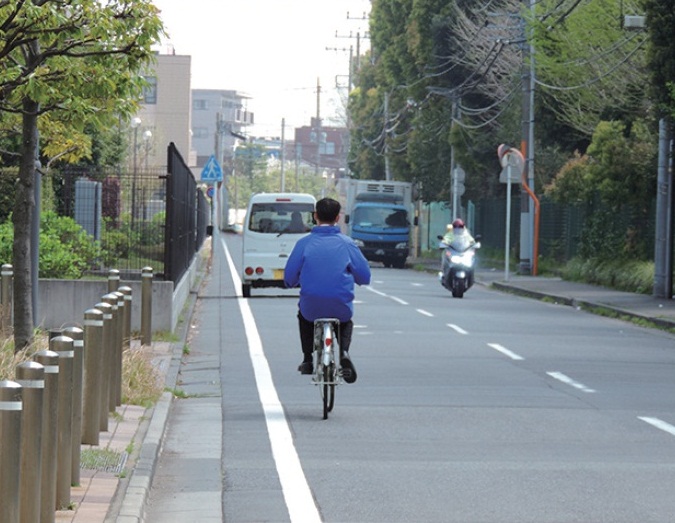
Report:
311,318,342,419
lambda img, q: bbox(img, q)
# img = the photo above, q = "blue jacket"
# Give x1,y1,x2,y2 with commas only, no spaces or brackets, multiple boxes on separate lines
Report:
284,225,371,322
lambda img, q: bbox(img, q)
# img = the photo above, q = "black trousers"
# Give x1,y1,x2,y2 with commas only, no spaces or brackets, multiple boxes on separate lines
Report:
298,312,354,361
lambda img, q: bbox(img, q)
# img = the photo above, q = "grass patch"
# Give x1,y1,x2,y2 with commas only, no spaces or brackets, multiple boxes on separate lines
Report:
0,332,49,380
562,257,654,294
165,386,188,399
122,347,163,408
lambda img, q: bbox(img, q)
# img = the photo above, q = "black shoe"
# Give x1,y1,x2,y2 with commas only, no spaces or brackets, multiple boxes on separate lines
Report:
298,361,313,375
340,353,357,384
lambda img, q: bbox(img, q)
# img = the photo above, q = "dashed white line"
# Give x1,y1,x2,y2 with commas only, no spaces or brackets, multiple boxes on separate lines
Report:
638,417,675,437
487,343,524,361
417,309,434,317
447,323,468,335
365,286,408,305
547,371,596,393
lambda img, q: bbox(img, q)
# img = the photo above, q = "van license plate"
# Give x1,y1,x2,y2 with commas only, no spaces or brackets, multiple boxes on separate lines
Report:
274,269,284,280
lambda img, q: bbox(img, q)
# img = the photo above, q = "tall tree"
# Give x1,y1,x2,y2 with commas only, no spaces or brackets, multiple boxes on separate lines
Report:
0,0,164,349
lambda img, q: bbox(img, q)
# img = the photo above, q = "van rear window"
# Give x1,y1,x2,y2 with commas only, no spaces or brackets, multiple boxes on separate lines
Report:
248,202,314,233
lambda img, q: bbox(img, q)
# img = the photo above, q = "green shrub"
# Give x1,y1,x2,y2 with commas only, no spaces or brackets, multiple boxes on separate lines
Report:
0,212,101,278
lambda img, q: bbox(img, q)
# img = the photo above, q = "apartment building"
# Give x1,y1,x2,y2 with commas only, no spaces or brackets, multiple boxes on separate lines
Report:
134,52,194,169
191,89,254,169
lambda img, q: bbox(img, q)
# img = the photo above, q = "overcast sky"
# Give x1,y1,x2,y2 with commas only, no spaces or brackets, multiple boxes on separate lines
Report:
151,0,371,137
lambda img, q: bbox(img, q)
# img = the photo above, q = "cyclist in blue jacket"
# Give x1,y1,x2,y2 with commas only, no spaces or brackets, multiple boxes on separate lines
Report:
284,197,371,383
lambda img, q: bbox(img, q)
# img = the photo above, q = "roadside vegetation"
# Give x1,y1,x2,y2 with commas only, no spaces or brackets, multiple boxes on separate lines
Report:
0,332,163,408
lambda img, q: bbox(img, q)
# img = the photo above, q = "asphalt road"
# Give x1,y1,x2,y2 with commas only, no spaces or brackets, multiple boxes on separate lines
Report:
143,232,675,523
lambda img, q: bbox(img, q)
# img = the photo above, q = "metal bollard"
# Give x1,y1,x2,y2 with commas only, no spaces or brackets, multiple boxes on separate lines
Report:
50,335,74,510
82,309,103,445
119,285,132,349
141,266,153,346
94,301,113,431
102,293,120,411
0,380,22,523
1,263,13,333
107,268,120,293
63,326,84,486
114,291,125,406
34,350,59,523
17,361,45,523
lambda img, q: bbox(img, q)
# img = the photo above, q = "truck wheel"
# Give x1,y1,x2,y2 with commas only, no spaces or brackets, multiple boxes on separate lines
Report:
392,259,406,269
242,283,251,298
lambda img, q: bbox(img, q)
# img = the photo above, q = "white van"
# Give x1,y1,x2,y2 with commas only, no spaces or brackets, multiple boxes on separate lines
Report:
241,192,316,297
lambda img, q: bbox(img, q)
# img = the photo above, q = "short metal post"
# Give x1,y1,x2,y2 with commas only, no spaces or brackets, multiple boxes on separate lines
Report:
94,301,113,431
1,263,13,334
51,335,74,510
34,350,59,523
107,268,120,293
0,380,22,523
17,361,45,523
114,291,125,406
141,266,153,346
119,285,132,349
102,293,120,411
82,309,103,445
63,326,84,486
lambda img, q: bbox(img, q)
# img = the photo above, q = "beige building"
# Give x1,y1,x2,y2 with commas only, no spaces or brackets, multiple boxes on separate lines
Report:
134,52,195,169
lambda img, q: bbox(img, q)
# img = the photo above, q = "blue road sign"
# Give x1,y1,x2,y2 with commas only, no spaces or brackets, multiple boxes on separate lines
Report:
200,155,223,182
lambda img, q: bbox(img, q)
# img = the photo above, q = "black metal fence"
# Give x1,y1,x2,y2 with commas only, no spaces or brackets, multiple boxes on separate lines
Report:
164,142,209,283
51,143,208,283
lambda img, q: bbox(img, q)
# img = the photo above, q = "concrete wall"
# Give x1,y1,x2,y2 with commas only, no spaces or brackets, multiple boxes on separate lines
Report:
36,248,207,333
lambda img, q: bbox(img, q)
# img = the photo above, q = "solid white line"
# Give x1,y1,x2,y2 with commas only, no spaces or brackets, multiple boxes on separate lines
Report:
416,309,434,317
447,323,468,335
221,238,321,523
546,371,596,393
638,417,675,437
487,343,524,361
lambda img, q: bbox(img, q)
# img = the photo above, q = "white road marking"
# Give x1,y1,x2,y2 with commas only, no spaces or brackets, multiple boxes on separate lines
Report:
416,309,434,317
546,371,596,393
638,417,675,437
365,286,408,305
487,343,524,361
221,238,321,523
447,323,468,335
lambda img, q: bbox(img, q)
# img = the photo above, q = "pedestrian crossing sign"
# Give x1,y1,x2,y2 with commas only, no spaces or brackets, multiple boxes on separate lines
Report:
200,155,223,182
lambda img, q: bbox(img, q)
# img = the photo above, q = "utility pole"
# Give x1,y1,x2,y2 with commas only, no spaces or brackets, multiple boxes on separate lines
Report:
519,0,536,275
280,118,285,192
384,91,391,181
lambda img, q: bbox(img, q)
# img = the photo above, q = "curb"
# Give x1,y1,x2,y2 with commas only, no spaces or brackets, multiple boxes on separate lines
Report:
491,281,675,332
112,282,200,522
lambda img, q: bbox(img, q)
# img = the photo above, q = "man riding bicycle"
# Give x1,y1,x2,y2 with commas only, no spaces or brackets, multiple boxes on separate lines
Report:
284,197,371,383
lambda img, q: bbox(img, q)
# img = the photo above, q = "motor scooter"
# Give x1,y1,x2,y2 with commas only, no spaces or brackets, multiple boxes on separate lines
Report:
437,235,481,298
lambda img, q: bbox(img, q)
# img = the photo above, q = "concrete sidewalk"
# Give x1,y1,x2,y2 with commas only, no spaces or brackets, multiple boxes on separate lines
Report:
62,258,673,523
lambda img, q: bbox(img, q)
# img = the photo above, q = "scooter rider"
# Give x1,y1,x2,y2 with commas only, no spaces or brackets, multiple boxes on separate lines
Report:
284,197,371,383
441,219,477,289
442,218,475,247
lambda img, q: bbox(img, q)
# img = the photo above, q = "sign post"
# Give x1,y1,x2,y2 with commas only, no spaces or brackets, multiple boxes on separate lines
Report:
200,155,223,238
497,145,525,281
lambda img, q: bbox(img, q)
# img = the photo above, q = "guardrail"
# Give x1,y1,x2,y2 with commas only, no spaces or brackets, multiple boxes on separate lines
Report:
0,265,154,523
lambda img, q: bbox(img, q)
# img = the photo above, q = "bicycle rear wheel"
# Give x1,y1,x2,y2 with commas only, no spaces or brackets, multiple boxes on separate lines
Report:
321,364,335,419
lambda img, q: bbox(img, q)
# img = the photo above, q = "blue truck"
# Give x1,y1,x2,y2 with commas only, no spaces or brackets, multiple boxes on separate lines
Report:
337,179,416,269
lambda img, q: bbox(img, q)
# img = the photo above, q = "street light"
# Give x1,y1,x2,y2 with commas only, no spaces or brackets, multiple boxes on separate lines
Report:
130,117,141,225
142,129,152,171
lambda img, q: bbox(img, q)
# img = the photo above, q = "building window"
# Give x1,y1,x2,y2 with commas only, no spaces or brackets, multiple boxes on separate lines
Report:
143,76,157,104
192,127,209,139
193,99,209,110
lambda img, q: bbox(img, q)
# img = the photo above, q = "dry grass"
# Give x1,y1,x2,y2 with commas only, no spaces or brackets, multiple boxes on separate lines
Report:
121,346,164,408
0,333,49,380
2,333,163,409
